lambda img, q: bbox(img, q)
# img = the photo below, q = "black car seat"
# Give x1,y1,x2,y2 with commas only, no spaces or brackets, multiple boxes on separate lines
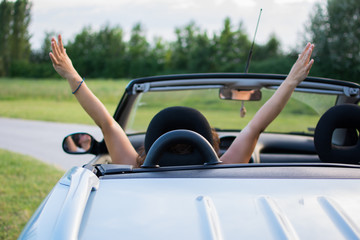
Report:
144,106,215,166
314,104,360,164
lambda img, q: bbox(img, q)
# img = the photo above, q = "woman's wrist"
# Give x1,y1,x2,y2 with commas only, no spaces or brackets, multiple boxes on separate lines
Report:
282,76,299,89
72,78,85,94
65,71,81,83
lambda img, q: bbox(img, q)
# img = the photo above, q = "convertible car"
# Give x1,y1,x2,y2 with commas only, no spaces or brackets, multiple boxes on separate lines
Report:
20,73,360,239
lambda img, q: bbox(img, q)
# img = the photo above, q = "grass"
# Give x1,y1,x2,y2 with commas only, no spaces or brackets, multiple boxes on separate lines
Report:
0,149,64,240
0,78,128,102
0,78,128,124
0,99,117,124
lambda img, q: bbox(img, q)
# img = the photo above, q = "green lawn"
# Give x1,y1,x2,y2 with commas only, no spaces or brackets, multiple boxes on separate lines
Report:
0,78,128,124
0,149,64,240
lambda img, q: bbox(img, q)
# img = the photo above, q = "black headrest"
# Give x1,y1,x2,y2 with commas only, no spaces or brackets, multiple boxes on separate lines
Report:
314,104,360,164
144,106,213,153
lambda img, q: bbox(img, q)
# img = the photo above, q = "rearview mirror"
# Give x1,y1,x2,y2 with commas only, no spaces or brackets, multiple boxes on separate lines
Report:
62,133,95,154
219,88,262,101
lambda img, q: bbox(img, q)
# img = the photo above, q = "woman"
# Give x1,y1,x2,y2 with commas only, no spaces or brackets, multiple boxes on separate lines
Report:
50,35,314,166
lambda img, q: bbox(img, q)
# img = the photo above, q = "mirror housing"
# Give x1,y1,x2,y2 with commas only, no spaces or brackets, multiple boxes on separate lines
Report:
219,88,262,101
62,133,97,155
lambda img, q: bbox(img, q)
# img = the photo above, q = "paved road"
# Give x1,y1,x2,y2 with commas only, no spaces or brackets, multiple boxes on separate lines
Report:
0,117,103,170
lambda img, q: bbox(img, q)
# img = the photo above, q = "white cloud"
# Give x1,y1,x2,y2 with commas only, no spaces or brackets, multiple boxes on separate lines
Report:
274,0,317,4
171,0,197,9
232,0,256,7
214,0,224,5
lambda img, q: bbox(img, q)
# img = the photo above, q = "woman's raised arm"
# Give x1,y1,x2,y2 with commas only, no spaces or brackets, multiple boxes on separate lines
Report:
50,35,138,165
221,43,315,164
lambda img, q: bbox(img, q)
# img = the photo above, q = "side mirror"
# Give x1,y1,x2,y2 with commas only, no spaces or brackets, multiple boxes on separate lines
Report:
219,88,262,101
62,133,96,154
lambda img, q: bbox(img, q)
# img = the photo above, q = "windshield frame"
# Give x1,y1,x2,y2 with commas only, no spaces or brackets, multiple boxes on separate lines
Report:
113,73,360,134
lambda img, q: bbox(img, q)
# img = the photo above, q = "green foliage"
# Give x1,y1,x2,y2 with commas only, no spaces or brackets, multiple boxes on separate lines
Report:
0,0,13,76
127,23,152,77
306,0,360,82
250,56,295,74
66,25,127,78
169,21,216,73
0,149,64,240
253,34,282,61
10,0,31,60
213,18,251,72
0,0,31,77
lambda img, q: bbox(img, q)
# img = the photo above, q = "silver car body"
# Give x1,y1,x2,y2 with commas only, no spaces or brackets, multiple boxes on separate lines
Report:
20,74,360,239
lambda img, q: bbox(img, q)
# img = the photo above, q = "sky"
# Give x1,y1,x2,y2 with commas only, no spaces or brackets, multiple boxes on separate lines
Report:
29,0,323,51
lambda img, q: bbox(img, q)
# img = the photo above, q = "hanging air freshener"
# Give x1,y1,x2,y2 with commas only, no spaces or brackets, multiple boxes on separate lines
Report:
240,100,246,118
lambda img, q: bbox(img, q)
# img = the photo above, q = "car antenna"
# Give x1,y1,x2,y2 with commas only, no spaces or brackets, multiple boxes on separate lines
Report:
241,8,262,118
244,8,262,73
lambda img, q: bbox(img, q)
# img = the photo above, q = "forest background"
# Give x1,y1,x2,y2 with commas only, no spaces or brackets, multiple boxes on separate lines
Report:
0,0,359,82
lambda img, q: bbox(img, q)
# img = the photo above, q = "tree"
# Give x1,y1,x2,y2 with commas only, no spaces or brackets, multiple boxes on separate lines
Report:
0,0,13,76
67,25,127,78
97,25,127,78
30,31,55,63
306,0,360,81
169,21,215,73
0,0,32,77
188,31,216,73
10,0,31,61
127,23,152,77
213,18,251,72
253,33,281,61
249,34,292,74
26,31,58,78
149,36,168,75
168,22,194,72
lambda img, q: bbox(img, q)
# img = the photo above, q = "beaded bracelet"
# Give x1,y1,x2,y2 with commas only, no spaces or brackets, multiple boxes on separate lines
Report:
72,78,84,94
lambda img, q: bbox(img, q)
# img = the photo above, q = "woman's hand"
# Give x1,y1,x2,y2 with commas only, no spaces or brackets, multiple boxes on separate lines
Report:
49,35,79,80
286,42,315,86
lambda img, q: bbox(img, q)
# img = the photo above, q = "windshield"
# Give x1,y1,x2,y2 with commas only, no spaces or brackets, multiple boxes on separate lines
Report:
126,88,336,135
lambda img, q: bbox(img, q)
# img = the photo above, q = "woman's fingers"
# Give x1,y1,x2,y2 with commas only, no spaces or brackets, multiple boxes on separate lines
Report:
305,44,314,62
287,43,315,83
49,34,79,79
50,39,59,64
298,42,310,60
301,44,314,75
51,36,65,59
50,35,68,67
51,38,60,59
49,52,58,65
58,34,65,54
306,58,315,72
298,43,314,67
